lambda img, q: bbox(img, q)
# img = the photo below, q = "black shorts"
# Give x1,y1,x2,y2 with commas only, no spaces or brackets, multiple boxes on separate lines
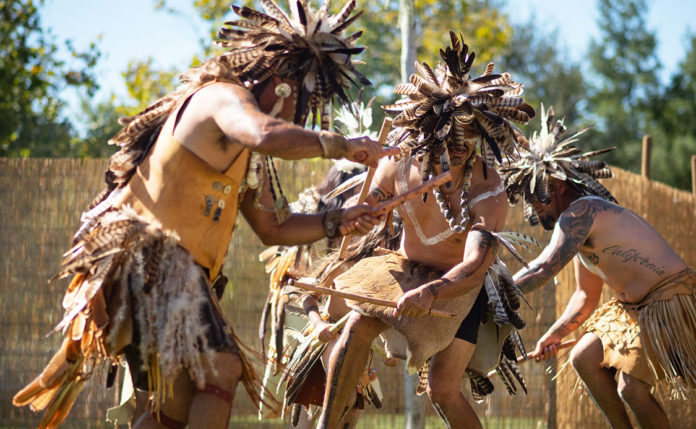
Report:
453,287,487,344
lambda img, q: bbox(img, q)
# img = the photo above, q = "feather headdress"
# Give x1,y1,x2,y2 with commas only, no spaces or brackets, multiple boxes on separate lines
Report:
500,104,616,225
218,0,371,127
93,0,369,213
382,31,535,231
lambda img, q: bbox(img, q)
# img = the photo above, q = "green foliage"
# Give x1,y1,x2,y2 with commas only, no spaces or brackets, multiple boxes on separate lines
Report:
0,0,100,157
646,34,696,189
118,58,179,116
584,0,661,171
498,20,585,129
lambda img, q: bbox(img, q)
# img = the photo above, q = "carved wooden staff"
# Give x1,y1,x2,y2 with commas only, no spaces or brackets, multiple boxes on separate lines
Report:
338,117,394,259
291,280,457,319
485,338,579,378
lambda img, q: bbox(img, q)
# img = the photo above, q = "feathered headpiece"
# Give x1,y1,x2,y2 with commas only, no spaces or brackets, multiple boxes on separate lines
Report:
95,0,369,211
500,104,616,226
382,31,535,232
217,0,371,127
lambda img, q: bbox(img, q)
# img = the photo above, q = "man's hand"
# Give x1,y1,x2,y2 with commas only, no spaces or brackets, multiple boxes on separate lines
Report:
311,319,338,343
339,205,382,236
530,332,564,361
345,136,393,168
394,286,435,318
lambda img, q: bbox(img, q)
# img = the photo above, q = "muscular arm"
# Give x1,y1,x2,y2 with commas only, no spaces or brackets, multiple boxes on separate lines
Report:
214,83,325,159
514,199,597,294
240,165,379,245
364,158,397,207
423,229,497,300
532,258,603,359
395,191,506,317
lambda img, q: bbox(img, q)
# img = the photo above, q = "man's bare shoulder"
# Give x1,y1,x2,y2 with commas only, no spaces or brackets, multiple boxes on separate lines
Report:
564,196,623,220
195,81,256,108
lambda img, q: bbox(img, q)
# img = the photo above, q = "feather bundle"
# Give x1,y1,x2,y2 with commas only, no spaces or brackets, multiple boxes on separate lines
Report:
500,104,617,224
382,31,534,232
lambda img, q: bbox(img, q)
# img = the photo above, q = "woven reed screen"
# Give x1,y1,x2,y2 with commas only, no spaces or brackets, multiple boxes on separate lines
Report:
1,159,693,428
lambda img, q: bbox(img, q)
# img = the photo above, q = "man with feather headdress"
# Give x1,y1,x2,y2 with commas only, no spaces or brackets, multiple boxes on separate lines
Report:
12,1,388,428
316,32,535,428
503,105,696,429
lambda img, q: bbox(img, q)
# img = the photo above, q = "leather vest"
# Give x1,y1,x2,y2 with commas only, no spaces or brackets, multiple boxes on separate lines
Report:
115,83,250,279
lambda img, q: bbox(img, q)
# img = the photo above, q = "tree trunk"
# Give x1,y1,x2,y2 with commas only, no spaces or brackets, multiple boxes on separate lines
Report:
400,1,424,427
399,0,417,82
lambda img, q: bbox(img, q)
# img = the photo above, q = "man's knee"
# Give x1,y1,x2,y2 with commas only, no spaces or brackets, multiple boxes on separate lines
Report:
425,376,457,405
341,313,382,346
569,341,601,377
617,372,650,404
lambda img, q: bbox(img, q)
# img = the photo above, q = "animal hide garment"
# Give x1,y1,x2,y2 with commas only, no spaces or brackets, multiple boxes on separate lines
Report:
333,252,480,374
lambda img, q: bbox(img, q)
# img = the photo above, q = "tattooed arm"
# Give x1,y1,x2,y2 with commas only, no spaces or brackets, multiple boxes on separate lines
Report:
395,190,506,317
364,158,397,207
532,258,604,360
514,198,599,294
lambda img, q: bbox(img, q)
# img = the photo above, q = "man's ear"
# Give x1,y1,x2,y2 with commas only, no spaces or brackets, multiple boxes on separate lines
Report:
556,180,568,195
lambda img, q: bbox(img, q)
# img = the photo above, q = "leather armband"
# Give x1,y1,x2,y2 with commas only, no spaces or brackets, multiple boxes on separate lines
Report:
318,130,348,159
322,208,343,239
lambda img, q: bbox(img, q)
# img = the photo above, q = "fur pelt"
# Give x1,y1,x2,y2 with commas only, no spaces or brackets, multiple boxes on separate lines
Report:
14,205,226,426
333,252,480,373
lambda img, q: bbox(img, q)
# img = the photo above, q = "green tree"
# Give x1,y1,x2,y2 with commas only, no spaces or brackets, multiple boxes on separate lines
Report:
585,0,660,172
647,34,696,189
498,19,585,129
0,0,100,157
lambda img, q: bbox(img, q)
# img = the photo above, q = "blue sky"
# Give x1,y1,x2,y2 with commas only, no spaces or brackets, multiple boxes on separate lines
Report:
41,0,695,122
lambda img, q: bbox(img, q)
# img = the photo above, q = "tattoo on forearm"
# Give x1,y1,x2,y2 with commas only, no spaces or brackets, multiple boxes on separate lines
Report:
427,283,440,300
464,229,494,274
555,311,583,337
371,187,393,203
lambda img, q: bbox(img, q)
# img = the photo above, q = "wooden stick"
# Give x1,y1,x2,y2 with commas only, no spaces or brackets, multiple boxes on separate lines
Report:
338,117,394,259
486,339,578,378
374,171,453,216
292,280,457,319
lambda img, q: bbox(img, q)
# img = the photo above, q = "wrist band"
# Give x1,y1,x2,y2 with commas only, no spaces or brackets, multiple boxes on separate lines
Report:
318,130,348,159
322,208,343,239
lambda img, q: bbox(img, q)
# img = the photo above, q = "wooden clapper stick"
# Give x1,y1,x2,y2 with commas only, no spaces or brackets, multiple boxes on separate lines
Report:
291,279,457,319
337,117,393,260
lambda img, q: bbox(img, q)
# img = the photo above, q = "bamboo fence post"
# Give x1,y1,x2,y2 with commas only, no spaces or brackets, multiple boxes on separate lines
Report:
641,135,652,179
691,155,696,195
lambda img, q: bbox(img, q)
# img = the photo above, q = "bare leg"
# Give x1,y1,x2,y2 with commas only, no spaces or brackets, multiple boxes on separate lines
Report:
188,350,243,429
617,371,670,428
316,312,387,428
133,349,242,429
426,338,481,429
570,333,632,429
129,390,150,429
134,369,194,429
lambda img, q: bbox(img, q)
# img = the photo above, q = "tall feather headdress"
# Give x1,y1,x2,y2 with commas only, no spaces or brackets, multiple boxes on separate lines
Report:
217,0,371,127
94,0,370,212
499,104,616,226
382,31,535,232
